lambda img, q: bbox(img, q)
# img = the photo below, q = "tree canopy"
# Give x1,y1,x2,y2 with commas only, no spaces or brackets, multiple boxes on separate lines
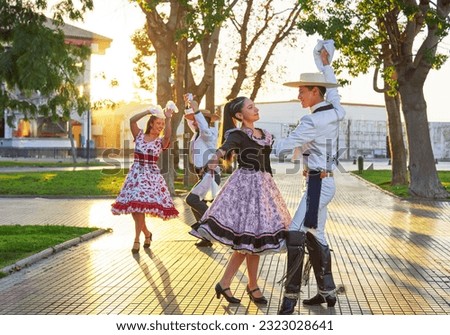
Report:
294,0,450,198
0,0,94,124
132,0,303,191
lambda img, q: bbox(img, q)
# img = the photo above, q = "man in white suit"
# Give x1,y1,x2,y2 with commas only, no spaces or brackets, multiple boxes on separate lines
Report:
184,96,220,248
276,43,345,314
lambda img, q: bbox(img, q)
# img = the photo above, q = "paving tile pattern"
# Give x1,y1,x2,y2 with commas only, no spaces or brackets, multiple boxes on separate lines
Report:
0,163,449,315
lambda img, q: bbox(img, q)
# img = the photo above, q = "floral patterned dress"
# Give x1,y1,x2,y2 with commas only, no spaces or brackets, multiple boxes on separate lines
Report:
111,130,179,220
190,128,291,254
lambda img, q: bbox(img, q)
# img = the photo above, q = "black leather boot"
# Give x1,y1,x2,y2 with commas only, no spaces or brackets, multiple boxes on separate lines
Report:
278,296,298,315
303,293,336,307
303,232,336,307
278,231,306,315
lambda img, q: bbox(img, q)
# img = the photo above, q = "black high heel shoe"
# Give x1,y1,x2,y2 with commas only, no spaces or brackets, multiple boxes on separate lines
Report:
131,241,140,254
246,285,268,304
143,233,152,248
302,293,336,307
215,283,241,303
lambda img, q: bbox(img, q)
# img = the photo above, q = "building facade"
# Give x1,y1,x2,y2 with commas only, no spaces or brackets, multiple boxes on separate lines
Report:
255,100,450,161
0,21,111,158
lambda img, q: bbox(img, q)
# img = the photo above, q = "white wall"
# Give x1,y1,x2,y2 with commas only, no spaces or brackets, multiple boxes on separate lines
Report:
256,100,390,159
430,123,450,159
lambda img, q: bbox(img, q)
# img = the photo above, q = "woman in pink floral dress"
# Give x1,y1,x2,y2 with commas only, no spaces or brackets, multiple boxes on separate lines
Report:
112,106,179,253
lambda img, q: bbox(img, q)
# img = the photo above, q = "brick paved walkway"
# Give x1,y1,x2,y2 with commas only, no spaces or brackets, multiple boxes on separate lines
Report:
0,162,449,315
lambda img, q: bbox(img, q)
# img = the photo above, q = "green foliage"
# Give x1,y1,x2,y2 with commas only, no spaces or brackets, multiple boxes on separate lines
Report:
131,0,236,103
131,27,156,93
184,0,230,41
297,0,381,75
0,0,94,122
383,65,398,96
431,53,448,70
295,0,450,87
135,0,230,41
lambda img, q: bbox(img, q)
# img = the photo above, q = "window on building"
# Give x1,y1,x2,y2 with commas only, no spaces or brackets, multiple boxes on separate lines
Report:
37,117,67,137
13,117,68,138
13,119,32,137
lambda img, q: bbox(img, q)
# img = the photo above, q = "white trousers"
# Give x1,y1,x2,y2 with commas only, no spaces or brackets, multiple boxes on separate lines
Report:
289,176,336,246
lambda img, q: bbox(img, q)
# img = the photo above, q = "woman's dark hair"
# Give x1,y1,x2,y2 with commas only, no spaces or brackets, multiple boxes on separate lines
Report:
144,115,158,134
219,96,246,145
217,96,246,163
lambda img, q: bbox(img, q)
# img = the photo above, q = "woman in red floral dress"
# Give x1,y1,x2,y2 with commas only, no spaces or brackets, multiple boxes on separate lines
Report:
111,106,179,253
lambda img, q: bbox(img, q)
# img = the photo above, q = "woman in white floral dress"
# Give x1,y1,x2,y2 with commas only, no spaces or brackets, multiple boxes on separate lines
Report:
112,106,178,253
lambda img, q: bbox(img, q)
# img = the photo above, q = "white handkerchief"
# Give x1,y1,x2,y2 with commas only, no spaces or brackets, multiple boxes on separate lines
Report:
190,172,220,201
313,39,335,71
149,105,165,119
165,100,179,113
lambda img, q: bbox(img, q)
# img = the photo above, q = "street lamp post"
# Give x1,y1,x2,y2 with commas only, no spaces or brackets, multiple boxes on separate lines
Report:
80,83,90,165
78,61,91,165
86,108,90,164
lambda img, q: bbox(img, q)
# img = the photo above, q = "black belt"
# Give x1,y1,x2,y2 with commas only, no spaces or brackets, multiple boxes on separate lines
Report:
239,167,272,175
304,169,334,178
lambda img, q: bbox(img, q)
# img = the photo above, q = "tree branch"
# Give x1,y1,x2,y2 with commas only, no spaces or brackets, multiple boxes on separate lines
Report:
372,65,386,93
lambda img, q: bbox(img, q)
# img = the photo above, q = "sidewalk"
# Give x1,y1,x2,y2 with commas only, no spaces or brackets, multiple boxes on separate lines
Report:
0,162,449,315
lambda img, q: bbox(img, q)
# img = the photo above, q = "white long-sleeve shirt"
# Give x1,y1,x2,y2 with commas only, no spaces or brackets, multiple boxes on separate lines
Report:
274,65,346,171
187,112,218,169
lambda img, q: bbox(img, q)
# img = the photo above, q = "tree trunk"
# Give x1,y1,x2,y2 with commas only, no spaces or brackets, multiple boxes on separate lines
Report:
375,39,408,186
156,48,176,195
67,121,77,164
175,37,197,187
384,92,407,185
399,84,448,198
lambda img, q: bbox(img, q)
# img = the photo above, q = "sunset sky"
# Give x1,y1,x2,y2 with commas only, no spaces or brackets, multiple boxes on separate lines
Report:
59,0,450,122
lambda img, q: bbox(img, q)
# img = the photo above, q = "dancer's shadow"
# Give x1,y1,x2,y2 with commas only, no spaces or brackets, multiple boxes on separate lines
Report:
183,211,276,314
301,304,338,315
132,249,182,315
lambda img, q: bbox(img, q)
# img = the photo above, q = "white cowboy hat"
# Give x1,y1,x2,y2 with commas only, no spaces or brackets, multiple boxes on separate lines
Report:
283,72,340,88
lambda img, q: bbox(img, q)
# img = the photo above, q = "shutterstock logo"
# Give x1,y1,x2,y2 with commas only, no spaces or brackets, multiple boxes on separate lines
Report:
98,141,350,176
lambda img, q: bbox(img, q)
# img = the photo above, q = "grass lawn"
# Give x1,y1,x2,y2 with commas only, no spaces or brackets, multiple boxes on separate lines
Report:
352,169,450,198
0,225,98,278
0,168,192,196
0,161,106,168
0,162,200,278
